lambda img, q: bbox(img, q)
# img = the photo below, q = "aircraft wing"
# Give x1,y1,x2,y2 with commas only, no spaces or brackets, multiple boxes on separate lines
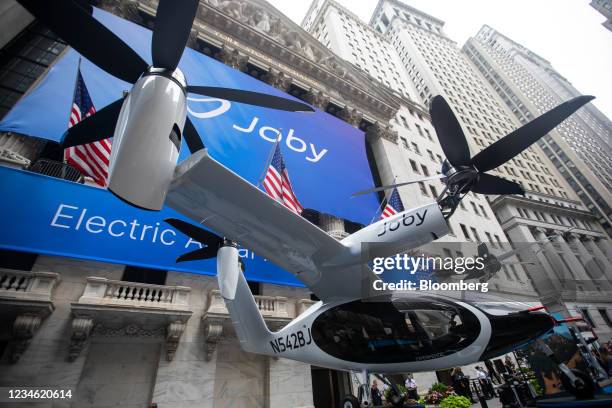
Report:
166,149,373,301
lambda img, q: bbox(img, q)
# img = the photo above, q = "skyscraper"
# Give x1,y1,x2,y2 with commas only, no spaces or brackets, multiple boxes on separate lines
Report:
464,25,612,237
304,0,612,339
590,0,612,32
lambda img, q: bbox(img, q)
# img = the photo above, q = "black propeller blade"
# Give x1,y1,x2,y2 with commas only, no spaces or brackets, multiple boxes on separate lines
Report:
471,95,595,172
18,0,147,84
176,247,218,263
60,98,124,147
152,0,199,71
351,174,445,197
183,116,205,153
187,86,315,112
354,94,593,199
471,173,525,195
165,218,223,262
429,95,471,167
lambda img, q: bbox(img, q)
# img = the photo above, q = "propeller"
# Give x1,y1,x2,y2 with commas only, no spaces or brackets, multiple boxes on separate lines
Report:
187,86,315,112
61,98,124,147
18,0,147,84
19,0,314,148
357,94,594,198
351,174,445,197
151,0,199,71
165,218,223,263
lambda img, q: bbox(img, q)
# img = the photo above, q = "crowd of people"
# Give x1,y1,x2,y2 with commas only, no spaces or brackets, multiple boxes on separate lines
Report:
364,339,612,407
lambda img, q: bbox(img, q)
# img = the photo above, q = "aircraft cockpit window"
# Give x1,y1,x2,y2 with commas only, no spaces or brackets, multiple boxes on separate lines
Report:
312,297,480,364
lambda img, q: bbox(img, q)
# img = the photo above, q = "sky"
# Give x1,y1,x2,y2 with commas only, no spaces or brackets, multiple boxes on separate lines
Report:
266,0,612,119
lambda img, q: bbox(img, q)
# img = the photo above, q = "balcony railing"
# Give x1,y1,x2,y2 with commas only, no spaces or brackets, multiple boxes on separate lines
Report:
28,158,82,182
76,277,191,310
0,269,60,301
71,277,192,362
207,289,290,318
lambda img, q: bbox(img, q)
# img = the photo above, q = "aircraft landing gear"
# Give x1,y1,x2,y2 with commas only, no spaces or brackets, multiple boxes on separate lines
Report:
341,394,360,408
342,371,406,408
343,369,372,408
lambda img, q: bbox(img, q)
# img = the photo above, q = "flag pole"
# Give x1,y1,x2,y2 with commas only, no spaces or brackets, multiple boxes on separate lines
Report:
63,57,82,165
369,174,397,225
69,57,82,122
257,128,282,188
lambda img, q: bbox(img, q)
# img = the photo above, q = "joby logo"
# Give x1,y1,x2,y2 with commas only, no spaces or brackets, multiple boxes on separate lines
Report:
187,96,231,119
186,97,328,163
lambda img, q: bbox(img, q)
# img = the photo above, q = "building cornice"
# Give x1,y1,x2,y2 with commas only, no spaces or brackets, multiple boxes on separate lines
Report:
369,0,445,27
491,194,601,222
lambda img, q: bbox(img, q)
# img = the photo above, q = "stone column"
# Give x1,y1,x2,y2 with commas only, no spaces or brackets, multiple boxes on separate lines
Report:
532,228,575,296
568,234,612,289
552,234,595,291
594,237,612,263
319,213,347,240
583,237,612,281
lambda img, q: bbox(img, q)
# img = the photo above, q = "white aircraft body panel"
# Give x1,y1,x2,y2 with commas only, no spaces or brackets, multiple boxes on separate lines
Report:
109,74,186,210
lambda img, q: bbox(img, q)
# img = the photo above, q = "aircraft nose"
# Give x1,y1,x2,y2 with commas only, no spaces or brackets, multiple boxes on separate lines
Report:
480,312,555,360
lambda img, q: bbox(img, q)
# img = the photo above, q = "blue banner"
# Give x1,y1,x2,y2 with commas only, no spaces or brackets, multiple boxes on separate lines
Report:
0,8,379,283
0,166,303,285
0,7,378,224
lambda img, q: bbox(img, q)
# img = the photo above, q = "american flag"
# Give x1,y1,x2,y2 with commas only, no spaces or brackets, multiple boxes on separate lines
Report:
381,188,404,219
64,69,112,186
263,143,303,215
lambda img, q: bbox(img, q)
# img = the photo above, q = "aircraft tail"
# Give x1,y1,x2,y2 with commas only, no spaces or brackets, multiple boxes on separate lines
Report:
217,245,272,354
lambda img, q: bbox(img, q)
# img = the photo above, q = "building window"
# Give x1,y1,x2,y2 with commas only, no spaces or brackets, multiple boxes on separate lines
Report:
415,124,424,137
122,266,167,286
418,182,428,196
460,224,470,240
580,308,596,327
410,159,419,173
0,22,67,119
430,185,438,197
0,248,37,271
471,202,479,216
248,281,261,296
400,137,409,149
470,227,481,242
598,309,611,327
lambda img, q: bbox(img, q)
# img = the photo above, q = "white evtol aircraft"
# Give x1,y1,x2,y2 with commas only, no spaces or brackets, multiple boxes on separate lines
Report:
162,88,592,406
23,2,595,406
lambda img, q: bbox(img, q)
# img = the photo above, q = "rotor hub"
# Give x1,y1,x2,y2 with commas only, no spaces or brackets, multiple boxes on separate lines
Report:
442,162,479,193
145,66,187,89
